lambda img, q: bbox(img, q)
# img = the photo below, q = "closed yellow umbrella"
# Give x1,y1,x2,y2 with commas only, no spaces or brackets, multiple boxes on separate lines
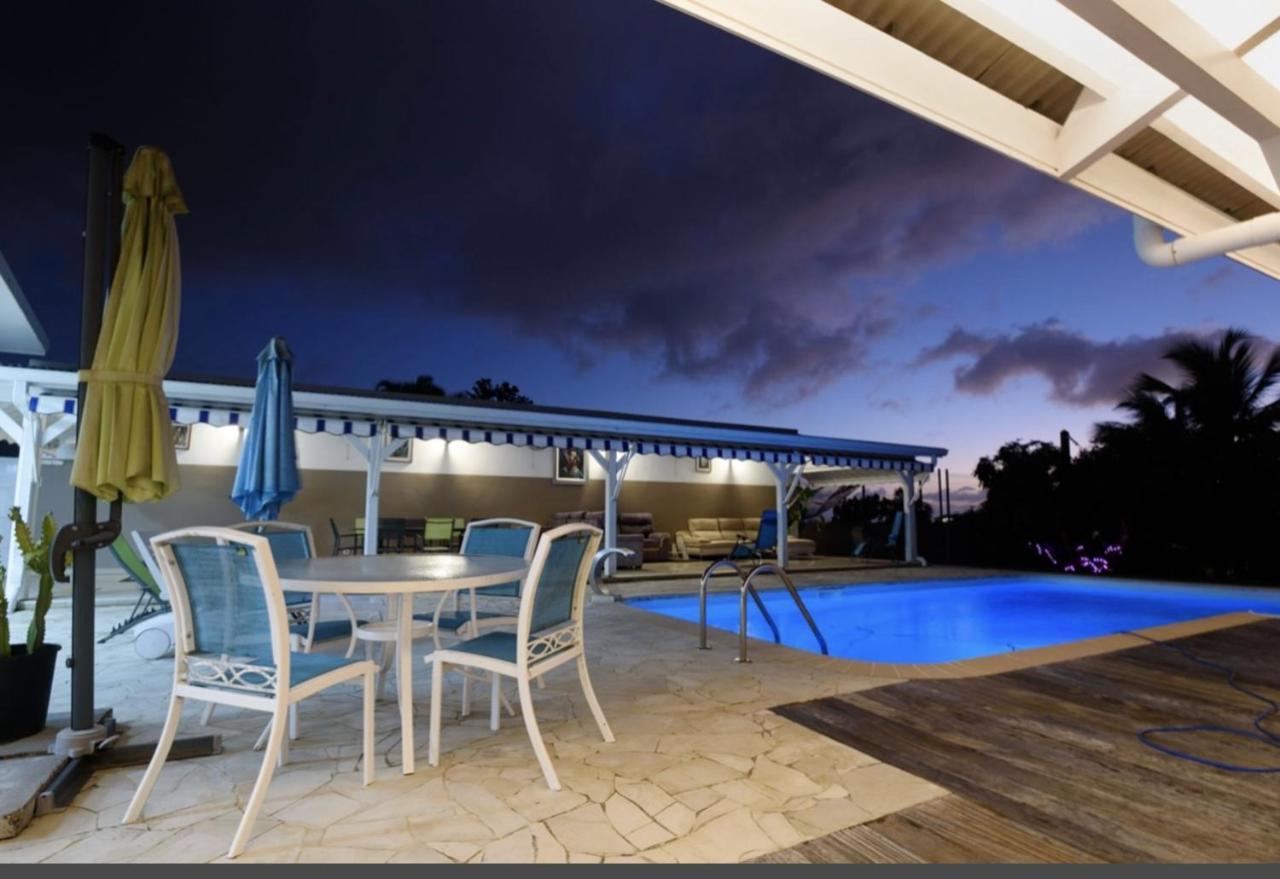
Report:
70,146,187,502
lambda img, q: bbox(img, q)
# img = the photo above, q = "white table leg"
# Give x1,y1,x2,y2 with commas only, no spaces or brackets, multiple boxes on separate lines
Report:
398,592,414,774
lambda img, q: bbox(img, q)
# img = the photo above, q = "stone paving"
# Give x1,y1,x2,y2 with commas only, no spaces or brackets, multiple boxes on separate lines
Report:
0,587,947,863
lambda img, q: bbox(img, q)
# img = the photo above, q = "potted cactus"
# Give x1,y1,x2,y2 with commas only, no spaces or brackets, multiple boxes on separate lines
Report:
0,508,63,743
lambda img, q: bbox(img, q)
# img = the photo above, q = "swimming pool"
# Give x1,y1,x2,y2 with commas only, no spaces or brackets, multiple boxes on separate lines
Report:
627,576,1280,664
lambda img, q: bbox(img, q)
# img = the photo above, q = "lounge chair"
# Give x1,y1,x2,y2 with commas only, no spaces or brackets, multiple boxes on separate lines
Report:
99,535,171,644
852,511,902,557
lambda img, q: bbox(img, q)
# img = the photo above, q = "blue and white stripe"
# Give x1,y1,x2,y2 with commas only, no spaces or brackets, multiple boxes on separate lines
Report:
29,394,932,472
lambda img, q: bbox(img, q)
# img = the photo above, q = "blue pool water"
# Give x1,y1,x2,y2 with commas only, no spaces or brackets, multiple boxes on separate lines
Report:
627,576,1280,663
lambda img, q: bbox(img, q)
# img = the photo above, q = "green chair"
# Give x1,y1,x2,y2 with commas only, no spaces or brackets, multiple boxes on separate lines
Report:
100,534,171,644
422,517,454,553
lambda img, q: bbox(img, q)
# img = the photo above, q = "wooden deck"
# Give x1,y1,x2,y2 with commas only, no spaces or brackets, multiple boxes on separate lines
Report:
761,619,1280,863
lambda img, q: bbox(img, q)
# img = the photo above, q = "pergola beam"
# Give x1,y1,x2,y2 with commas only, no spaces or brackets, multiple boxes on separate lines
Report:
1062,0,1280,143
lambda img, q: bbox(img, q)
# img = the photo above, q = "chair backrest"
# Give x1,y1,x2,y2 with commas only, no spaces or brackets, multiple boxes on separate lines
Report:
424,518,454,541
150,527,291,693
462,518,539,597
754,510,779,553
885,511,903,547
131,530,169,599
109,535,163,600
516,524,601,666
229,521,314,604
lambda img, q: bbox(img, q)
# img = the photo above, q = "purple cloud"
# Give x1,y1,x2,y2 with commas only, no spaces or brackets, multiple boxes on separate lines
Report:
914,322,1207,406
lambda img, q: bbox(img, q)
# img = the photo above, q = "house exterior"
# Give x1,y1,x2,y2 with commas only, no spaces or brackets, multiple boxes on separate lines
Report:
0,364,945,601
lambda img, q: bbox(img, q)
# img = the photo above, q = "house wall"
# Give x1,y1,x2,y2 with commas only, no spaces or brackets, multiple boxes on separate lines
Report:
33,424,778,556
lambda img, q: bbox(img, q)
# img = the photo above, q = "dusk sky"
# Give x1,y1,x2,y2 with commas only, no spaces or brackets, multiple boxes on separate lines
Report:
3,0,1277,504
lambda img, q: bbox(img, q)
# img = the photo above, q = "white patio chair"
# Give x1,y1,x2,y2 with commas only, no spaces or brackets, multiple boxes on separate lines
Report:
122,527,376,859
353,518,539,708
206,521,367,741
427,523,613,790
421,518,539,717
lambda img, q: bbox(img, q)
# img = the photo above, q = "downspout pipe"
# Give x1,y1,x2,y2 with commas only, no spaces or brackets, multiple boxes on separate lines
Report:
1134,213,1280,267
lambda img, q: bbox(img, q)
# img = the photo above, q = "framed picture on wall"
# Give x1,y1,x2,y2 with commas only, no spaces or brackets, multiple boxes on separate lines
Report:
553,447,587,484
694,455,712,473
386,437,413,463
172,423,191,451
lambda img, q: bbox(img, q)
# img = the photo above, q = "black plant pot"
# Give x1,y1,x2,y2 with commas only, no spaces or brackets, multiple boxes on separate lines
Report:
0,643,61,743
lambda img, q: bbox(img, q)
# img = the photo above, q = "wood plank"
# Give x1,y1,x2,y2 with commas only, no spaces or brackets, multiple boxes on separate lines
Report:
771,619,1280,863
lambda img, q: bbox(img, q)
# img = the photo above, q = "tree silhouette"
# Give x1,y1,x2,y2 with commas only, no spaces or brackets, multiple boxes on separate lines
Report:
375,374,446,397
953,328,1280,582
460,378,533,404
374,374,533,405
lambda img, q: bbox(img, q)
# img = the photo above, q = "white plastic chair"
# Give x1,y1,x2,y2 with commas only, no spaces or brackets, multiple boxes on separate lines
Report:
427,523,613,790
122,527,376,859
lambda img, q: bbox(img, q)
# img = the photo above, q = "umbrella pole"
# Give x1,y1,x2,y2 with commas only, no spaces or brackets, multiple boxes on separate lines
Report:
51,132,125,756
3,141,213,835
37,135,220,816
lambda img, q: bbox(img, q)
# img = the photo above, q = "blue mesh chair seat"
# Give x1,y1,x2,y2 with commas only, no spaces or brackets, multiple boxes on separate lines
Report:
123,528,377,860
445,631,519,663
427,524,614,791
415,610,507,631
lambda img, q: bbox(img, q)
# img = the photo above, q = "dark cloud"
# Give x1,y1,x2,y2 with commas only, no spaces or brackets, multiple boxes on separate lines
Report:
914,321,1204,406
1,0,1113,401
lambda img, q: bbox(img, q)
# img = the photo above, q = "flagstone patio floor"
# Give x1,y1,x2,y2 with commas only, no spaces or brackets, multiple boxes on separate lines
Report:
0,581,947,863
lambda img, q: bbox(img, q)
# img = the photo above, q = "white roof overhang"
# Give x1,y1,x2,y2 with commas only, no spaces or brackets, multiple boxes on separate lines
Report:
0,251,48,356
659,0,1280,279
2,366,944,474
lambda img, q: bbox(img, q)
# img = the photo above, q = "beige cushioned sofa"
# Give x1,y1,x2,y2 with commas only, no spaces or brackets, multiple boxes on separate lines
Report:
675,517,816,560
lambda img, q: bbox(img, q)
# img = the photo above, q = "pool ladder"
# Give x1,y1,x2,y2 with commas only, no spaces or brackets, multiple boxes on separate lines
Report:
698,559,829,663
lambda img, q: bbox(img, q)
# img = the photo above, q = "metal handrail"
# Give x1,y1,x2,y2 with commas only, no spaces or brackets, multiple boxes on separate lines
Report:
697,558,786,662
742,564,829,658
588,547,635,597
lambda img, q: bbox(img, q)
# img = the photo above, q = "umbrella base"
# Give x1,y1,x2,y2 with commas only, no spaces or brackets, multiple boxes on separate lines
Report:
36,708,221,816
51,722,113,759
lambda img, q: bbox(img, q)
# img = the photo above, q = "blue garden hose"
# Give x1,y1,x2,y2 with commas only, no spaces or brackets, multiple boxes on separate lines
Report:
1124,631,1280,773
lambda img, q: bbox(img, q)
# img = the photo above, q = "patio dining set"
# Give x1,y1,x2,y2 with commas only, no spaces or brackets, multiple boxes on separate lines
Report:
121,517,615,859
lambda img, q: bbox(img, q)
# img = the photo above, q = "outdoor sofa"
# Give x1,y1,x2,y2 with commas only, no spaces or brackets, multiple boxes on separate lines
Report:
548,511,672,567
675,516,816,560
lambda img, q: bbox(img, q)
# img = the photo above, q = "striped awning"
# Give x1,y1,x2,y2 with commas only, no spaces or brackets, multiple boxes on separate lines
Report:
29,395,378,437
29,393,931,472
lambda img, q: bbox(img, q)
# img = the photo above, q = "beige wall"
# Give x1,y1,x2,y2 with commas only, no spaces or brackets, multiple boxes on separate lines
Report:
37,463,776,556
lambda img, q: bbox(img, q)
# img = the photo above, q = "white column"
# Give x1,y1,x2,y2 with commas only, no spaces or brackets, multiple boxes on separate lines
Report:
363,427,384,556
767,462,802,568
898,470,918,564
6,406,43,604
589,449,630,577
347,426,387,556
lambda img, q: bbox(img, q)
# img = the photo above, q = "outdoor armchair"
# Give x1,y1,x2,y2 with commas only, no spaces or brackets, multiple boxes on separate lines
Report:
427,523,613,790
420,518,540,716
122,527,376,859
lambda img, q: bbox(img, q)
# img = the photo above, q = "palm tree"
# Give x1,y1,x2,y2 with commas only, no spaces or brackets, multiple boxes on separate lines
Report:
1092,328,1280,579
1119,328,1280,440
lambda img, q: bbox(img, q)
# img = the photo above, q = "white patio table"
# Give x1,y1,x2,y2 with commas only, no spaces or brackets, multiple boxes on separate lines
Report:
276,553,528,774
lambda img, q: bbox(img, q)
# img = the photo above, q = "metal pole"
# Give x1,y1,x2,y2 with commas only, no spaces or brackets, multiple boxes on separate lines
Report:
944,468,952,564
68,133,123,737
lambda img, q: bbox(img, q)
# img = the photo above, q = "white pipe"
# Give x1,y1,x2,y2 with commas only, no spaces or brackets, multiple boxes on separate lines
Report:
1134,213,1280,267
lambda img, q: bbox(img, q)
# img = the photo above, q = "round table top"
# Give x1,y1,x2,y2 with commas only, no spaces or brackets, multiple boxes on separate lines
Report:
276,553,528,594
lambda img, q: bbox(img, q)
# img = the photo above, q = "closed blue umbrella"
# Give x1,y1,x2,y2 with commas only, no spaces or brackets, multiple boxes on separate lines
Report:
232,337,300,520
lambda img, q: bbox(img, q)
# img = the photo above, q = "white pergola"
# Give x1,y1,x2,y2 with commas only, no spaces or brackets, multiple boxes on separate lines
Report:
660,0,1280,277
1,366,944,600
